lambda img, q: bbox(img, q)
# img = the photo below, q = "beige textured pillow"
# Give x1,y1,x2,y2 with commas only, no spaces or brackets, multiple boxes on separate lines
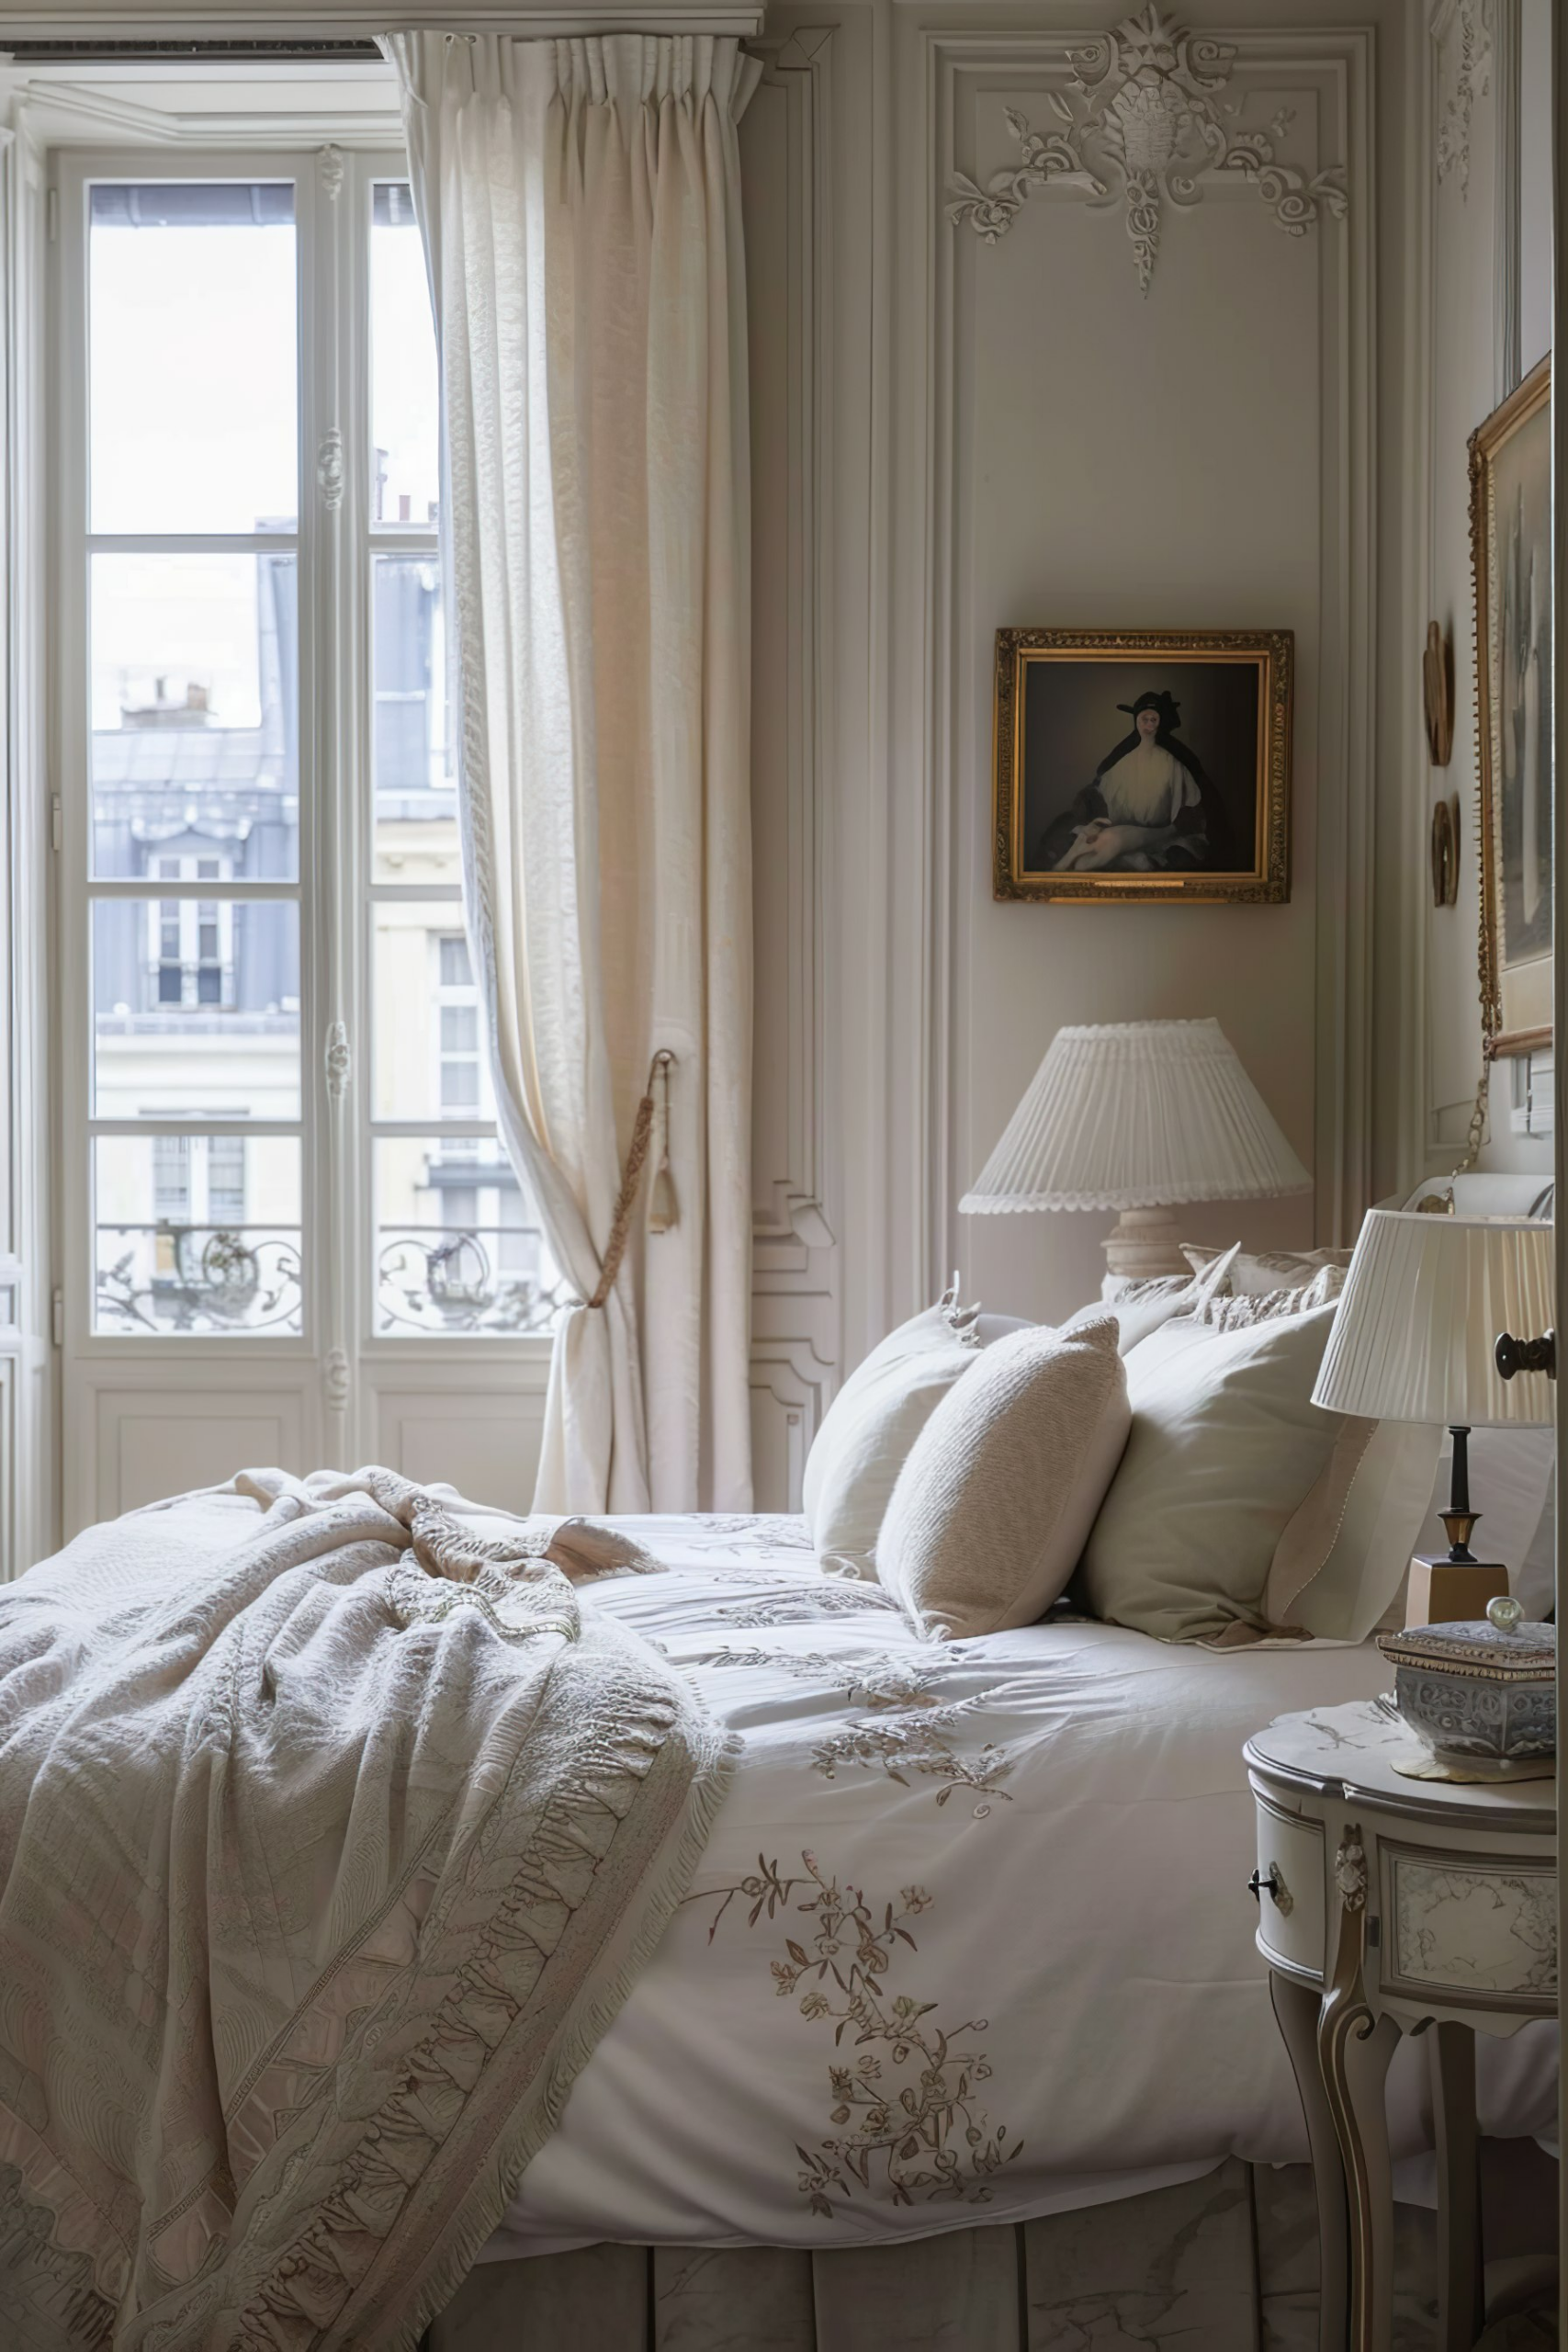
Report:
875,1317,1131,1640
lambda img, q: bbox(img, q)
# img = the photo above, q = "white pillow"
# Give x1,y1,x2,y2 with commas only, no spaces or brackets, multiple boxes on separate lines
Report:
975,1311,1034,1347
877,1317,1130,1640
1078,1303,1343,1643
971,1246,1239,1360
1264,1413,1442,1641
803,1295,979,1579
1101,1244,1241,1351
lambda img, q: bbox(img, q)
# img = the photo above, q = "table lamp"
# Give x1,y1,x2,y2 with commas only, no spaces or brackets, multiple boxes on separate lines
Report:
1311,1208,1555,1623
958,1019,1312,1278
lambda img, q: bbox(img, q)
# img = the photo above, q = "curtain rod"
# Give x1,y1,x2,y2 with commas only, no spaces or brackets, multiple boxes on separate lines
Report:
0,39,383,61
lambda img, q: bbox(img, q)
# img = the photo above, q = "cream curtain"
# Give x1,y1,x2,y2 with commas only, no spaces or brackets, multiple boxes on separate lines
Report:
387,31,758,1513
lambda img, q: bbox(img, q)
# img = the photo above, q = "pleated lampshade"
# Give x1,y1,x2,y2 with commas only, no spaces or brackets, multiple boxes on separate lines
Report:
958,1020,1312,1214
1313,1210,1555,1429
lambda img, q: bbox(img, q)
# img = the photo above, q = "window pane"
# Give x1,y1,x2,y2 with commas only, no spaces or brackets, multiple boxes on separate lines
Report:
90,182,298,534
95,1134,302,1335
371,185,439,526
92,899,300,1119
91,550,299,879
372,552,455,878
375,1137,561,1336
372,905,488,1121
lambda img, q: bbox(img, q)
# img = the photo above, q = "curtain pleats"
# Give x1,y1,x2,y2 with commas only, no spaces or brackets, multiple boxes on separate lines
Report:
387,30,759,1510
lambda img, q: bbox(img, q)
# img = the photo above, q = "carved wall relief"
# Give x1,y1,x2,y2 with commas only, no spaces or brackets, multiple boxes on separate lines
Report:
947,5,1348,291
1436,0,1493,199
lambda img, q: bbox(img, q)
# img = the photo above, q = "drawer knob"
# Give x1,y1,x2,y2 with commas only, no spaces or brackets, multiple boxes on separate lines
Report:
1248,1864,1293,1915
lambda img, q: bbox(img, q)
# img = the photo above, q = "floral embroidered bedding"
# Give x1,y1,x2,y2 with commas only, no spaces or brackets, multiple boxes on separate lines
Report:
480,1510,1556,2259
0,1487,1552,2343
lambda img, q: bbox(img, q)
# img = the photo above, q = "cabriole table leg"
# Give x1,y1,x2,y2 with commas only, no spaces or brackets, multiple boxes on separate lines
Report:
1270,1968,1349,2352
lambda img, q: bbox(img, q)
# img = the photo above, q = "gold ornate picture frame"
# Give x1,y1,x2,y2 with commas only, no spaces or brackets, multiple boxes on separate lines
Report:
992,628,1292,904
1470,354,1551,1058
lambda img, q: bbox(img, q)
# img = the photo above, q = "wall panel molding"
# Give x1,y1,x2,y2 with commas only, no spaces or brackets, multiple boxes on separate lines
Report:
890,22,1377,1305
1,102,52,1574
743,24,840,1505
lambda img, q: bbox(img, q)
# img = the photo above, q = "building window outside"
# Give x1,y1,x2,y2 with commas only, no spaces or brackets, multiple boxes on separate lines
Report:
149,857,231,1010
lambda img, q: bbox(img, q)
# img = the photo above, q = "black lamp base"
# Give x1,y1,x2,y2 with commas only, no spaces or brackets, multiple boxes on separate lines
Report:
1439,1425,1479,1563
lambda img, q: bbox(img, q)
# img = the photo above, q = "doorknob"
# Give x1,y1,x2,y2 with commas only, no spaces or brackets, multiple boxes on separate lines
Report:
1495,1329,1557,1381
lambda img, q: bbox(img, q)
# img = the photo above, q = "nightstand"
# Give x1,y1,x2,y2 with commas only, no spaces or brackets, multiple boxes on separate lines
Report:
1244,1698,1556,2352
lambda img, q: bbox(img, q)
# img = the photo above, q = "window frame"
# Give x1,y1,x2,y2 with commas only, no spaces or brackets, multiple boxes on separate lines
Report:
51,144,553,1381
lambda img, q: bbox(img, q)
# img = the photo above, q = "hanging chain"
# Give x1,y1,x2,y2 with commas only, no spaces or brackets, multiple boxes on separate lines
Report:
1419,1057,1490,1211
1453,1057,1491,1178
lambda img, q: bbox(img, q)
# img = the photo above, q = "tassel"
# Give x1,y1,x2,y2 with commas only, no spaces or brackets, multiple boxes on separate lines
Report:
648,1051,678,1234
649,1163,678,1234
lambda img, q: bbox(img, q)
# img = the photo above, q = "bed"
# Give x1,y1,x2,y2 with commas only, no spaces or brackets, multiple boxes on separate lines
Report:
435,1508,1556,2344
0,1483,1554,2348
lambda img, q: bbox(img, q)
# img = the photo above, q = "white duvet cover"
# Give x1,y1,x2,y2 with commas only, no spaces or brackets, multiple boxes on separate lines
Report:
485,1513,1556,2257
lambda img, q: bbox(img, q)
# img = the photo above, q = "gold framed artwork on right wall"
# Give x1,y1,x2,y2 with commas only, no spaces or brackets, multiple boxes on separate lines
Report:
1471,352,1552,1058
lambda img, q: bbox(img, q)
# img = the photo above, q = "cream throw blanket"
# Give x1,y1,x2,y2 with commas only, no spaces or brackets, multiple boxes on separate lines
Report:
0,1468,732,2350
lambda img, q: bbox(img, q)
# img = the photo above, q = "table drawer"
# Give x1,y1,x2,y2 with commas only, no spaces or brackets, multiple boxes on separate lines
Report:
1379,1838,1558,2012
1253,1796,1325,1980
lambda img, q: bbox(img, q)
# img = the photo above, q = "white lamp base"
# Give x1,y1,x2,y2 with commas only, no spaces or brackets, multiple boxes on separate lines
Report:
1102,1206,1187,1280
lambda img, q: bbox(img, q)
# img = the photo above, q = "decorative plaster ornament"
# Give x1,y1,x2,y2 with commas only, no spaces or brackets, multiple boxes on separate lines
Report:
324,1020,352,1098
317,428,345,513
1436,0,1492,199
947,4,1348,292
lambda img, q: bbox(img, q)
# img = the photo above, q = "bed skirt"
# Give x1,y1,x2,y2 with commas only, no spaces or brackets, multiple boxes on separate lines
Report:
421,2158,1456,2350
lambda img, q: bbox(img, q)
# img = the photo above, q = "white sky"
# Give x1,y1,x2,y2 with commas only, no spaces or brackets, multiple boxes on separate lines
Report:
89,201,440,729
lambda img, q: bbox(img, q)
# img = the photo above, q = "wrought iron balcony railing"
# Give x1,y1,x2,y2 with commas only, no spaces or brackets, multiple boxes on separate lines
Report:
377,1226,568,1336
94,1221,568,1339
96,1222,303,1335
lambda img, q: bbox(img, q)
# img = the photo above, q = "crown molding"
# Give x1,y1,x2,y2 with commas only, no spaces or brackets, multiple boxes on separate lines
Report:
3,77,401,142
0,2,765,34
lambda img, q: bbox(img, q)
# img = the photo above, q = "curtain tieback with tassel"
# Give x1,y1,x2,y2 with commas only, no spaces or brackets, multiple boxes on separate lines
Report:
586,1048,677,1310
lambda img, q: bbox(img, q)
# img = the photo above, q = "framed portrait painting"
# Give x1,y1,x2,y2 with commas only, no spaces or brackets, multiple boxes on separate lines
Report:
991,629,1293,904
1471,354,1551,1057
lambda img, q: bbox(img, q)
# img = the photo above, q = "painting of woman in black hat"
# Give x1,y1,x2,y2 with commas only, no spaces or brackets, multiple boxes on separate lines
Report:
1034,687,1235,875
993,635,1291,903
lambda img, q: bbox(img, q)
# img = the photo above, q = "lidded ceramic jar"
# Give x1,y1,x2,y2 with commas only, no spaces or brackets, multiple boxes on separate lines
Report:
1377,1596,1555,1771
